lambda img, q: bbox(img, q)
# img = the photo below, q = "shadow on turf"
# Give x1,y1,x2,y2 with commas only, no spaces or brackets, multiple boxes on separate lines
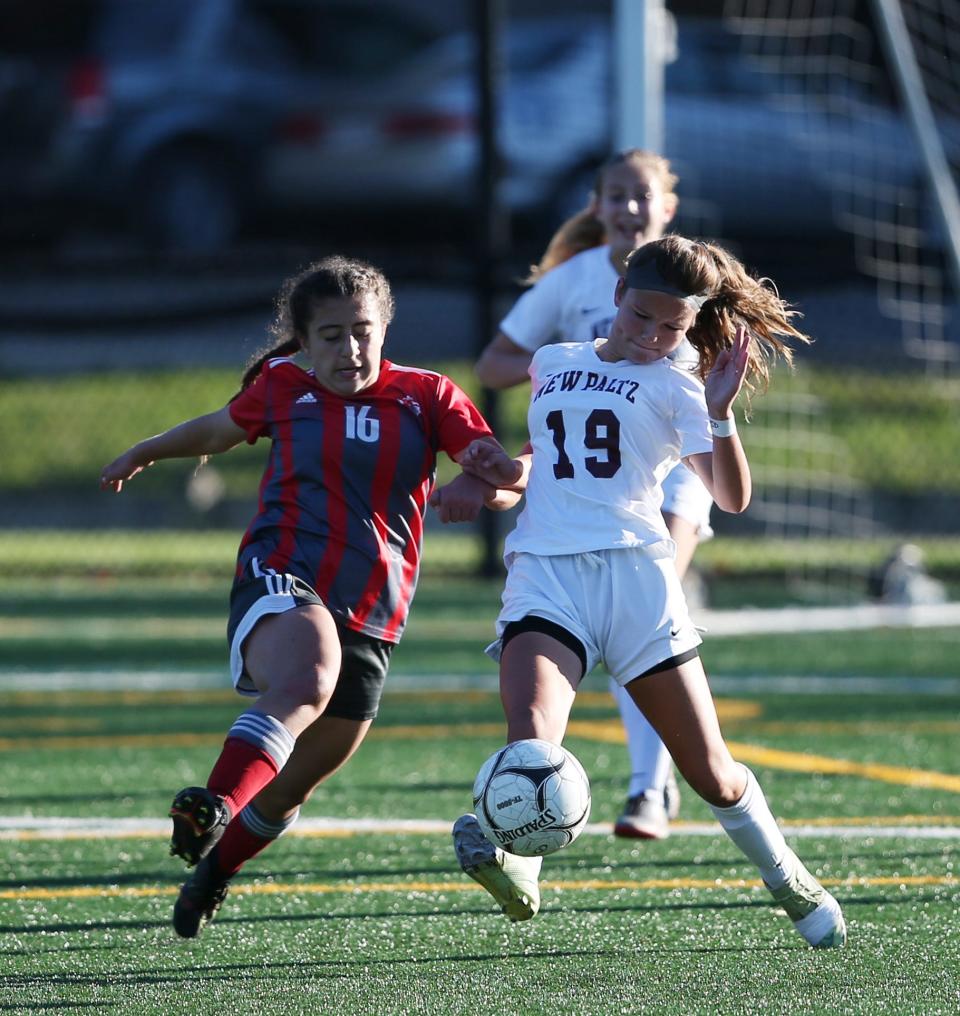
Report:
0,941,116,957
0,889,917,944
0,943,800,991
0,789,172,807
0,1003,114,1011
0,868,182,891
0,848,726,893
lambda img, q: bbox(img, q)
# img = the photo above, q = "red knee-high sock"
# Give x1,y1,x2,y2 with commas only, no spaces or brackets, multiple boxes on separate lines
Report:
205,710,297,819
216,819,274,877
206,738,280,819
215,805,301,877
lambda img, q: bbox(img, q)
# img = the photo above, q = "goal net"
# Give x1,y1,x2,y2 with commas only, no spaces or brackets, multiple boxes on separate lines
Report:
665,0,959,604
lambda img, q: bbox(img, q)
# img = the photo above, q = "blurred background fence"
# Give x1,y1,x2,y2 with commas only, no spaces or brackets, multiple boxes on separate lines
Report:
1,0,958,609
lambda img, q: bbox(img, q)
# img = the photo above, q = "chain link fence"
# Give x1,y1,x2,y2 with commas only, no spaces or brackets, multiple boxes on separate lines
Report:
1,3,958,606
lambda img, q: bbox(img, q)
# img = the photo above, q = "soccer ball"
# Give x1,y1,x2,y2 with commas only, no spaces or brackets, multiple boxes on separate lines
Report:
473,738,591,856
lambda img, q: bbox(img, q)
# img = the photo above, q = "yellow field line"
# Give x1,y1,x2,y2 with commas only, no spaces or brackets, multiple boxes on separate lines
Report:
567,720,960,794
725,742,960,794
1,872,955,903
1,715,957,794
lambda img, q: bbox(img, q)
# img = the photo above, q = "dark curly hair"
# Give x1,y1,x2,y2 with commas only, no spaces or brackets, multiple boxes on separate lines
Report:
238,255,395,392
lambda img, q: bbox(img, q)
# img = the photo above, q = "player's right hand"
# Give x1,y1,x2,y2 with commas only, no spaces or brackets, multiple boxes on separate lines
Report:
100,450,152,493
458,439,523,488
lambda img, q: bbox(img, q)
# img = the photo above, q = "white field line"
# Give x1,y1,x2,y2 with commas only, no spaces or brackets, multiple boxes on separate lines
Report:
0,670,958,695
1,601,958,693
0,816,958,841
695,600,960,636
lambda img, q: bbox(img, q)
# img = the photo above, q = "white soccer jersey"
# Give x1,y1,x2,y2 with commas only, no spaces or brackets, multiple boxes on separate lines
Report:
500,243,709,532
504,341,714,559
499,246,621,350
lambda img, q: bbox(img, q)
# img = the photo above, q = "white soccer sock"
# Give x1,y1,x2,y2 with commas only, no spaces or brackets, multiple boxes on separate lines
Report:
710,765,794,889
610,677,672,797
239,802,301,840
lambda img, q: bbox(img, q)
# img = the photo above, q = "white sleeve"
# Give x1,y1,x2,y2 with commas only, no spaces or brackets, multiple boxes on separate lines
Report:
672,373,714,459
498,269,569,353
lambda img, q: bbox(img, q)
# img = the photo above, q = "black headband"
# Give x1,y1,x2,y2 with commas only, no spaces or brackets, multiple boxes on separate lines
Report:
624,260,708,310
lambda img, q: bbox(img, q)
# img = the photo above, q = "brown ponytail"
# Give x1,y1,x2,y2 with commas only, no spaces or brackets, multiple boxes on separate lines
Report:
624,236,811,407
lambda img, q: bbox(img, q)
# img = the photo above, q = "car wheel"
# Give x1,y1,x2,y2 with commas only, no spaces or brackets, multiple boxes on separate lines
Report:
136,149,241,255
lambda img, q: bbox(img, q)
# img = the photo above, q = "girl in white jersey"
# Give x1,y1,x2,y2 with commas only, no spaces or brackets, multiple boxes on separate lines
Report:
476,150,709,839
449,235,847,950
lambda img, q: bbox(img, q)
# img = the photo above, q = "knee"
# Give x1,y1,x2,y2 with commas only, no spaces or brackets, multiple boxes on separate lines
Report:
678,755,745,808
505,701,565,743
289,663,339,714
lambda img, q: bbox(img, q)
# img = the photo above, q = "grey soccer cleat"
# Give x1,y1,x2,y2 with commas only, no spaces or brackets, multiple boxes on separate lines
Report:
766,849,847,948
452,813,542,922
614,790,670,839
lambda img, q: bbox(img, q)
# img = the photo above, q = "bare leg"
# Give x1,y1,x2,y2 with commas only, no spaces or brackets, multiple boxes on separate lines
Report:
210,714,374,877
243,604,343,735
454,628,582,922
613,511,700,836
254,714,373,820
499,630,581,743
625,658,846,947
624,657,743,806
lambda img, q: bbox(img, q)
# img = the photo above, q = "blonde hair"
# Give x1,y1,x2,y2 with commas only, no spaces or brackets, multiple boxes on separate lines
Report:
625,235,811,404
525,149,678,284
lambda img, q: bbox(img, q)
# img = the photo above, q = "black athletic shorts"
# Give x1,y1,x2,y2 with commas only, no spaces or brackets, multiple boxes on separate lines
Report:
227,570,393,721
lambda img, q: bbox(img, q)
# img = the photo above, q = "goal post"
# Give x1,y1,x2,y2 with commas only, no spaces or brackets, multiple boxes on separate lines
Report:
871,0,960,294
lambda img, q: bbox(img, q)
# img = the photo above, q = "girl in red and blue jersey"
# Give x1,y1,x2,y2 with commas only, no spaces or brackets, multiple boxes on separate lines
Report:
101,255,514,938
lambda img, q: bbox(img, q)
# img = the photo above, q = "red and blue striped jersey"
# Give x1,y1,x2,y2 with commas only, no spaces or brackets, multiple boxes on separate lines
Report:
228,356,493,643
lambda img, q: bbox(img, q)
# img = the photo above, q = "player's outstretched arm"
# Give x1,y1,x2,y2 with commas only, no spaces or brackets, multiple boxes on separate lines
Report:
100,407,246,493
475,332,534,389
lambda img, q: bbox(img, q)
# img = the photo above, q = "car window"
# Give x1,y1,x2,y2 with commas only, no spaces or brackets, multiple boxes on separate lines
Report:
92,0,194,59
668,21,776,97
246,0,437,75
0,0,99,57
503,19,599,73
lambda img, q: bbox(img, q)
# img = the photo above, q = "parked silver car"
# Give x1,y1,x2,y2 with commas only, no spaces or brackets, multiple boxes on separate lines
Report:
0,0,447,252
2,3,952,255
262,13,610,220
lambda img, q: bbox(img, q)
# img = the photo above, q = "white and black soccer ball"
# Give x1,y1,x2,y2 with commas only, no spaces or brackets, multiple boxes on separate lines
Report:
473,738,591,857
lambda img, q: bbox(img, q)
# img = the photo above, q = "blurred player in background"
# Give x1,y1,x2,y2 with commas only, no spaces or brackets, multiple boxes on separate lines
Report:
475,149,713,839
101,255,515,938
449,235,846,949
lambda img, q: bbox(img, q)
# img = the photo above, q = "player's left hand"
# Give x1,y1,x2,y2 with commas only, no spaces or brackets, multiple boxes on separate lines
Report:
704,325,750,419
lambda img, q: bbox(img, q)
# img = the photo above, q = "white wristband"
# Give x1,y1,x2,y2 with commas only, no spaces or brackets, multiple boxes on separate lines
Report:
709,416,737,438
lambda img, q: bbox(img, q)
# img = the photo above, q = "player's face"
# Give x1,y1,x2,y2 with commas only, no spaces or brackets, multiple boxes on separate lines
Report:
592,161,676,259
603,284,696,365
300,293,386,395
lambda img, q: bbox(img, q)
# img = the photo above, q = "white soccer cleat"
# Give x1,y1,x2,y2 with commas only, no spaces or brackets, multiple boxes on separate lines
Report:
765,848,847,948
452,813,542,922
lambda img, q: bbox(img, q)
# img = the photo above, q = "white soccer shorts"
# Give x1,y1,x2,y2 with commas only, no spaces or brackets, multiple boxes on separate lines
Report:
490,545,702,687
661,463,714,539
